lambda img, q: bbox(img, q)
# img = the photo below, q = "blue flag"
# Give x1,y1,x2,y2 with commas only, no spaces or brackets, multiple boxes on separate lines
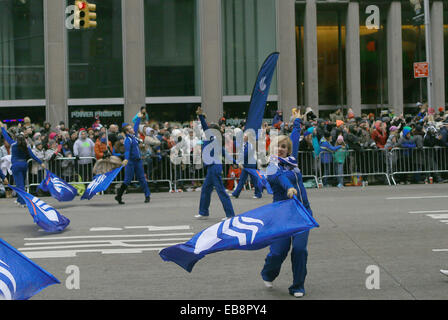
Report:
38,170,78,202
9,185,70,233
159,197,318,272
0,238,60,300
243,168,273,194
245,52,279,135
81,166,124,200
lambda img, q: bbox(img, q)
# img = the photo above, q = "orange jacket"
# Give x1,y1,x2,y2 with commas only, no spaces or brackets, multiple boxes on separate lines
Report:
94,139,113,160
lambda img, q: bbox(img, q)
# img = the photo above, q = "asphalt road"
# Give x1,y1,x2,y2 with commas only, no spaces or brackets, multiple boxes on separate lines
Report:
1,184,447,300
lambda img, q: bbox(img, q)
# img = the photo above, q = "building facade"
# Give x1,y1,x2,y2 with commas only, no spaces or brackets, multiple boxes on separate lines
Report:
0,0,447,128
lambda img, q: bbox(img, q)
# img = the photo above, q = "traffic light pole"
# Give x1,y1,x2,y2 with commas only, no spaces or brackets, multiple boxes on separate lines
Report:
424,0,433,110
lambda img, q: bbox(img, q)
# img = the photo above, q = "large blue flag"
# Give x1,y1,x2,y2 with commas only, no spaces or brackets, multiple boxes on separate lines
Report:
159,197,318,272
81,166,124,200
245,52,279,135
38,170,78,202
9,185,70,233
244,168,273,194
0,238,60,300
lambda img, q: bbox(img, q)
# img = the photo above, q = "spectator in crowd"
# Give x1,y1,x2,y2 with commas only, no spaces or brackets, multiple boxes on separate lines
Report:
94,132,113,160
73,129,95,183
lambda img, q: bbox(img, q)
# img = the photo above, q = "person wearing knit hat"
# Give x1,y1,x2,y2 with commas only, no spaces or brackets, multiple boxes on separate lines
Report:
402,126,412,138
334,135,347,188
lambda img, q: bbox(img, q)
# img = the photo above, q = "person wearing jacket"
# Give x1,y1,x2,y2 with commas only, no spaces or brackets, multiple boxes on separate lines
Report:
371,121,388,149
397,126,416,184
0,122,45,206
115,112,151,205
319,131,341,187
73,129,95,182
94,132,113,160
194,107,235,220
261,110,313,298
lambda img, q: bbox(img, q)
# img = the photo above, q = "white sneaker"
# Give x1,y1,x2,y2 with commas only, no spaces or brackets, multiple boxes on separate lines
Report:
194,214,208,220
263,280,273,288
195,187,201,192
253,196,261,199
440,270,448,277
293,292,304,298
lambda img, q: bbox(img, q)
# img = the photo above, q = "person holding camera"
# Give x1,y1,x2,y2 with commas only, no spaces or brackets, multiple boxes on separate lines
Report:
133,106,150,124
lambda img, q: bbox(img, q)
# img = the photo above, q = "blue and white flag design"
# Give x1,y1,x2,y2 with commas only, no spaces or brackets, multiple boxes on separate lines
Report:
81,166,124,200
244,168,273,194
0,238,60,300
38,170,77,202
159,197,318,272
245,52,279,135
9,185,70,233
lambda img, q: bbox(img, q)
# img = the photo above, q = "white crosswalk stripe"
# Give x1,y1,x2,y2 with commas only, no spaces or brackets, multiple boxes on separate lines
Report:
19,225,193,259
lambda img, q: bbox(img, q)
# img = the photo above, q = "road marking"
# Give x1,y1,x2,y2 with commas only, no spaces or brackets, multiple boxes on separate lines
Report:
20,225,192,259
90,227,123,231
409,210,448,214
426,214,448,220
433,249,448,252
387,196,448,200
124,225,191,231
24,232,193,241
22,238,192,247
22,247,173,259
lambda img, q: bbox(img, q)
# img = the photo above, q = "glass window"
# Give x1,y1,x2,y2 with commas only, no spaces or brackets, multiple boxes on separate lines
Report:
402,2,427,105
144,0,199,97
223,101,277,122
222,0,277,96
0,0,45,100
316,4,347,106
0,106,46,126
359,1,388,106
146,103,200,123
67,0,123,99
296,3,305,107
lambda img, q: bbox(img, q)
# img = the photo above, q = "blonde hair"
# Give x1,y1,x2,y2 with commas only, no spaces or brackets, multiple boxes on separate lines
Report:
269,135,292,156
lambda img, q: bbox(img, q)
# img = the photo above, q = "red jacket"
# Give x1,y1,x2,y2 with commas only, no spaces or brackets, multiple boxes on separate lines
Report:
371,129,387,149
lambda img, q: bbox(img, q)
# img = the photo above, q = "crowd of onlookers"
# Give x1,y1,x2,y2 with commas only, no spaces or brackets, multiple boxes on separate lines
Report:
1,103,448,197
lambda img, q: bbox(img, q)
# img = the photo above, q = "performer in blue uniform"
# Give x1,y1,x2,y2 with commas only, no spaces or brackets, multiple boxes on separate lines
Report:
194,107,235,220
230,135,262,199
260,110,313,298
115,112,151,205
1,122,45,206
0,169,7,185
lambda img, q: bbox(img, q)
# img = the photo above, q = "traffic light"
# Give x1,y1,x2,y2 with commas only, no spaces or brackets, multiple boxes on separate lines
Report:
74,1,97,30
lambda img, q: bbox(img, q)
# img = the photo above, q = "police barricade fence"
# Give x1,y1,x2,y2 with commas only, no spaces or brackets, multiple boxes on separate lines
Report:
26,156,97,192
389,147,448,185
318,148,391,187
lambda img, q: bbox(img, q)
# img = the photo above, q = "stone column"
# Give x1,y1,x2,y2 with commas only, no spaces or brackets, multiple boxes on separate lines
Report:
346,1,362,117
430,1,445,111
198,0,222,123
276,0,297,122
44,0,68,124
304,0,319,116
387,1,404,116
122,0,146,123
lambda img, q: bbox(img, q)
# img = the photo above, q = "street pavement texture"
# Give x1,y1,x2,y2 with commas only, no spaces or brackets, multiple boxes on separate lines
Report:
0,184,447,300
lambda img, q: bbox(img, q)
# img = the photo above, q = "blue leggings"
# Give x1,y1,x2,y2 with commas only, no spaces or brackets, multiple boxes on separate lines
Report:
199,165,235,218
123,159,151,197
261,230,309,295
232,169,262,198
12,161,28,204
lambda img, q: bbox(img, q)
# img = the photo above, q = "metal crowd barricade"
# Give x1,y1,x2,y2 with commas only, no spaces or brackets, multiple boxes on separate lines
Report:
297,151,319,187
26,156,97,192
318,148,391,186
389,147,448,185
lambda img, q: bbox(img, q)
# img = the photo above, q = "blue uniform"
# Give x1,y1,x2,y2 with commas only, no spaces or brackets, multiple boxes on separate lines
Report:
1,127,42,204
122,118,150,198
232,142,262,198
197,115,235,218
260,118,313,296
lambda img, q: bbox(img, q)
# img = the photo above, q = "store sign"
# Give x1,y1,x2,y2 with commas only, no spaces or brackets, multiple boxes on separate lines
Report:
69,106,124,129
414,62,429,78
